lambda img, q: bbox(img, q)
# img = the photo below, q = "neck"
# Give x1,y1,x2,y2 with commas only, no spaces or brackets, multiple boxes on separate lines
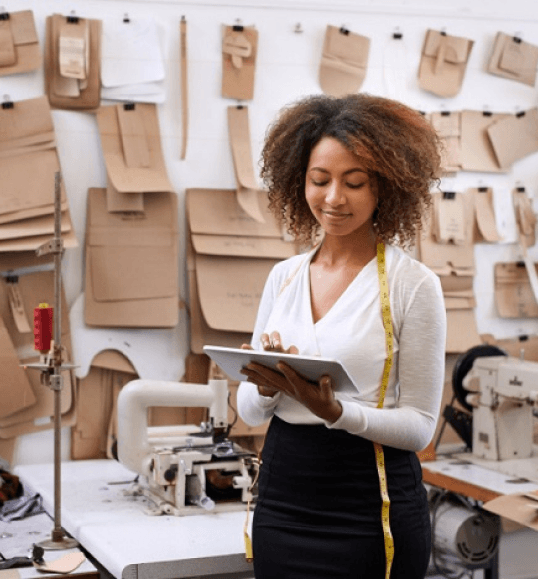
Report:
316,230,378,268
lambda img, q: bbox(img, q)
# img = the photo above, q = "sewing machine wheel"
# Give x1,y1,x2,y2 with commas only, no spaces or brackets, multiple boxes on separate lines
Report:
452,344,507,412
205,469,242,501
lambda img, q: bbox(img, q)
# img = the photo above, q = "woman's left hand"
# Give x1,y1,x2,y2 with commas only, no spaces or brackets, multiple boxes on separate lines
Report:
241,361,343,424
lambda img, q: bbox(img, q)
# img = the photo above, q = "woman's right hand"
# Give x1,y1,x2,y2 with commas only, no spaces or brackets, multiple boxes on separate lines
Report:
241,331,298,397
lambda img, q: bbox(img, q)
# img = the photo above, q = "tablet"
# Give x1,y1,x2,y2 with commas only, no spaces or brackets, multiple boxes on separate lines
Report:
203,345,356,390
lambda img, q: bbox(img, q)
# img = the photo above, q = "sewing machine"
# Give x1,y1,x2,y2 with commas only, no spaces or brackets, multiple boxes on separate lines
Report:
116,378,258,516
461,353,538,461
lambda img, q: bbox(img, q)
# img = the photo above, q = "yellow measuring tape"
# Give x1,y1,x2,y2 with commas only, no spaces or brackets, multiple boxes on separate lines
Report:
375,242,395,578
244,242,395,574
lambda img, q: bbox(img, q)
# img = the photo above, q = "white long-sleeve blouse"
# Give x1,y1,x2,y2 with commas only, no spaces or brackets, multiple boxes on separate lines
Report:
237,244,447,452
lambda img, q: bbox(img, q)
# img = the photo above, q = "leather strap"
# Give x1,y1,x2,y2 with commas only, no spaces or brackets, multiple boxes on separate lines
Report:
180,16,188,160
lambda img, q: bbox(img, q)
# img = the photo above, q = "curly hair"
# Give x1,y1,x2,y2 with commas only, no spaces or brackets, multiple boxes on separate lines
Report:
260,93,442,248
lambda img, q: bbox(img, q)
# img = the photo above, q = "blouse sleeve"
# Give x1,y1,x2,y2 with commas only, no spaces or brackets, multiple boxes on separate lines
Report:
327,273,447,452
237,266,282,426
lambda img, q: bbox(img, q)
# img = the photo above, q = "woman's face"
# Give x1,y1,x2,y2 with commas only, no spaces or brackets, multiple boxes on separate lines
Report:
305,137,377,239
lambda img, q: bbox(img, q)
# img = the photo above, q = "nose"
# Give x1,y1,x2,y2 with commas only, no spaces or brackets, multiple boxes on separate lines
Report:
325,181,346,206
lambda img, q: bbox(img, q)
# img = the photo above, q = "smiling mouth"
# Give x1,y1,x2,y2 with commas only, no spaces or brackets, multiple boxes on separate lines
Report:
322,210,351,218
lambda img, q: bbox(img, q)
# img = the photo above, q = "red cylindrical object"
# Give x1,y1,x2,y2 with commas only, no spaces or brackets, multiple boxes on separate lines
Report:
34,304,53,353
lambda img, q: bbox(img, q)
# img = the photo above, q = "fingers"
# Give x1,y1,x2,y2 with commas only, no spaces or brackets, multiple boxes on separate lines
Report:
270,332,282,350
276,362,316,403
259,332,298,354
276,361,299,380
240,343,253,350
260,332,282,351
320,375,332,391
242,363,286,392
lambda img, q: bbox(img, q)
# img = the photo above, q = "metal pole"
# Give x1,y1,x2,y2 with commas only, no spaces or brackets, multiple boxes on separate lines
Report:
38,172,77,550
52,171,63,542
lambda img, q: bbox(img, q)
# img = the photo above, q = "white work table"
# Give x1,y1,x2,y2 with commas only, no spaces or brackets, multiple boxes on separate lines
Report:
0,512,99,578
14,460,254,579
422,451,538,502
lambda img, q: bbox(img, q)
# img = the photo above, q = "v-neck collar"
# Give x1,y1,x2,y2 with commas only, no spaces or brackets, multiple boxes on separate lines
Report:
306,245,378,327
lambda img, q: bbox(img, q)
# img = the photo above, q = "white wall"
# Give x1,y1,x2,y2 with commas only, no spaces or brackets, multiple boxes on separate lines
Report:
3,0,538,464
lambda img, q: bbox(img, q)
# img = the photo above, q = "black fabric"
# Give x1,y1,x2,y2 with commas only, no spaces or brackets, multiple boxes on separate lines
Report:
253,415,431,579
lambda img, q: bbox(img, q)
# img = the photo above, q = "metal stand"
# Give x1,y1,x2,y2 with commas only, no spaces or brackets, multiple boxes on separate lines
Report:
28,172,77,550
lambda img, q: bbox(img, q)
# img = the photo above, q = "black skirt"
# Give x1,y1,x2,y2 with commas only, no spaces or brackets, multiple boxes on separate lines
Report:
252,415,431,579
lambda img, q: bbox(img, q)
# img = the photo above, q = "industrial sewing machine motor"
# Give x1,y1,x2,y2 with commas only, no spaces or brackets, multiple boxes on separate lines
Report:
450,344,538,460
116,378,259,515
428,344,538,576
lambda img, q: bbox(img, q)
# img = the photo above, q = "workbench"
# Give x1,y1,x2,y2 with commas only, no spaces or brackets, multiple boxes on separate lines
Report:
14,460,254,579
13,454,538,579
0,512,99,578
422,450,538,579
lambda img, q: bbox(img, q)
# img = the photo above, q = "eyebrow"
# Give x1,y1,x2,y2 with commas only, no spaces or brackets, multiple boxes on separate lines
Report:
308,167,368,176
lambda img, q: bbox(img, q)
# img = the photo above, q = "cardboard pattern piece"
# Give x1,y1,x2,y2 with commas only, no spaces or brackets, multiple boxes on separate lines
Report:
428,111,461,174
221,24,258,101
487,108,538,170
470,187,502,243
0,95,78,257
418,191,475,273
432,191,466,245
186,188,296,354
106,179,144,214
484,491,538,532
44,13,102,110
96,103,173,194
34,552,86,574
494,262,538,318
418,29,474,98
460,110,511,173
319,25,370,97
84,188,179,328
0,9,41,76
227,105,266,223
71,349,138,460
512,187,536,249
418,191,481,353
487,32,538,87
0,313,36,419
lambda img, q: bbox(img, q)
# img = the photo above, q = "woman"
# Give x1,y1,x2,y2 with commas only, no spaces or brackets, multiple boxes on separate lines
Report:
237,93,446,579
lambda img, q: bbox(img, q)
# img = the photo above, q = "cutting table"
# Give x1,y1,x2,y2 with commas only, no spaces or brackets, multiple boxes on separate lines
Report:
14,454,538,579
14,459,254,579
0,512,99,578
